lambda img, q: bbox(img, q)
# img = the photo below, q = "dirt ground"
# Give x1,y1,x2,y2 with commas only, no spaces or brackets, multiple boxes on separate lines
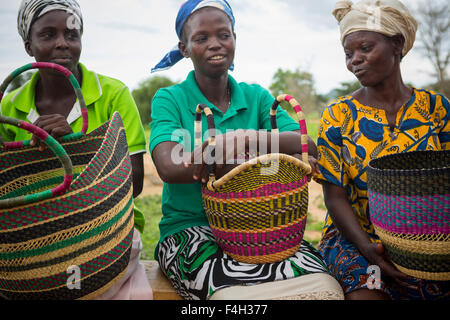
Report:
141,154,326,241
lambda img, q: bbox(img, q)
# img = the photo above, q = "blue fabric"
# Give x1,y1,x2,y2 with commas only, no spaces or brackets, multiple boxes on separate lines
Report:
151,0,235,73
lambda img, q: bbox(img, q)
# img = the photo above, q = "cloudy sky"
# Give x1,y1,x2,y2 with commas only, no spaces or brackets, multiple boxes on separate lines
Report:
0,0,433,95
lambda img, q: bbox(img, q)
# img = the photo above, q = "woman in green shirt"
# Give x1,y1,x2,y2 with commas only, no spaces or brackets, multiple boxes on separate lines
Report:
150,0,343,300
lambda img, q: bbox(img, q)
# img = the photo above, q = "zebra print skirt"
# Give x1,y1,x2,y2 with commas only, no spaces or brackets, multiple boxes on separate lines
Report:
157,226,330,300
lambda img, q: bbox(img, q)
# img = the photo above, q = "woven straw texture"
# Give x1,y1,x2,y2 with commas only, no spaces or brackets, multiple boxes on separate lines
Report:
197,94,312,264
367,150,450,280
0,63,133,299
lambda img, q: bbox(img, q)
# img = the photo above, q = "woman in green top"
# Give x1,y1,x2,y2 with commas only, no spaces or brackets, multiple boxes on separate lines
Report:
150,0,343,300
0,0,152,300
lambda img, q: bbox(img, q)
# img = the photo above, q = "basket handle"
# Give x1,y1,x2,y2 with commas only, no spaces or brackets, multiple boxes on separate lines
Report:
0,62,88,142
194,94,309,191
271,94,309,164
0,115,73,209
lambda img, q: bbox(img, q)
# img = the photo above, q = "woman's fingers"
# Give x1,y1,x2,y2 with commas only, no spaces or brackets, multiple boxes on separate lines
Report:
30,115,73,151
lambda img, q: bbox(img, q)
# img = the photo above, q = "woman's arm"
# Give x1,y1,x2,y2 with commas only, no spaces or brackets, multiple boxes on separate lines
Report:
322,181,407,280
130,153,144,198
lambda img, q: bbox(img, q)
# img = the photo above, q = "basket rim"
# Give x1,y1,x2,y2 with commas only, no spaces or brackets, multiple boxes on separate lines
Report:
210,153,312,189
367,150,450,174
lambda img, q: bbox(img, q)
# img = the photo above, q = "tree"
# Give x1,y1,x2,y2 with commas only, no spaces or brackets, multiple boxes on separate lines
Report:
269,68,323,116
415,0,450,96
331,80,361,99
132,76,176,125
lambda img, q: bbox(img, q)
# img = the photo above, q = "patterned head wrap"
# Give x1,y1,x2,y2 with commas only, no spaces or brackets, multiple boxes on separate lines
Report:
18,0,83,42
151,0,235,73
333,0,418,57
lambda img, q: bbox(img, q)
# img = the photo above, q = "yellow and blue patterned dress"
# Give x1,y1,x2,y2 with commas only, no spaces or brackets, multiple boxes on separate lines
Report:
315,88,449,298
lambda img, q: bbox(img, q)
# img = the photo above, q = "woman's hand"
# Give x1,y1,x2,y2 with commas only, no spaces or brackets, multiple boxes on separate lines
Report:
185,130,255,183
359,242,408,282
30,114,73,151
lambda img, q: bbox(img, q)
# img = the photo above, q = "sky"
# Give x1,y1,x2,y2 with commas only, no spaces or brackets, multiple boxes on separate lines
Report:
0,0,435,96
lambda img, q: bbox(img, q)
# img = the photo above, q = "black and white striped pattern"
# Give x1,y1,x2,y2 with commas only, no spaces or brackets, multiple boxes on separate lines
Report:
157,226,329,300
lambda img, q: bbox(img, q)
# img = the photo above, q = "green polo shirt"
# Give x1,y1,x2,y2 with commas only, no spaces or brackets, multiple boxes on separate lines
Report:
0,63,146,156
150,71,300,245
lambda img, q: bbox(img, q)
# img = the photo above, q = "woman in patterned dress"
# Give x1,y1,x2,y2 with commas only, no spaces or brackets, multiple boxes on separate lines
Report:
149,0,344,300
316,0,449,300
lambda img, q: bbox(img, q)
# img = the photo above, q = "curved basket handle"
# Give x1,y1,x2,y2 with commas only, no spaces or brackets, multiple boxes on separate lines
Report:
195,94,309,191
194,104,217,191
0,115,73,209
0,62,88,142
271,94,309,164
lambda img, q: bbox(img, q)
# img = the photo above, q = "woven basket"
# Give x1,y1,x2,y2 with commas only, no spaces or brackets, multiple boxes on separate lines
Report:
197,94,311,264
0,63,134,299
367,150,450,281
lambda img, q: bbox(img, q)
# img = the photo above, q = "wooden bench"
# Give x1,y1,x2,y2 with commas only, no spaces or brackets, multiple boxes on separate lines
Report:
142,260,182,300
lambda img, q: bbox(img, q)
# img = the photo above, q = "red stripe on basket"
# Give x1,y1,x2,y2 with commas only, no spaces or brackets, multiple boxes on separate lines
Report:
217,232,303,257
301,141,308,154
20,121,49,141
284,95,293,102
299,119,308,136
203,177,308,200
369,191,450,235
3,141,25,149
32,62,72,78
51,175,73,196
211,218,306,247
81,107,88,134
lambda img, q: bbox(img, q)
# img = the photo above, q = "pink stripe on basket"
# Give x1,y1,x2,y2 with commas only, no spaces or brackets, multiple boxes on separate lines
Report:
203,177,308,200
211,218,307,245
369,191,450,235
284,95,293,101
20,121,49,141
4,141,25,148
51,175,73,196
32,62,72,78
218,233,303,256
81,107,88,134
299,119,308,135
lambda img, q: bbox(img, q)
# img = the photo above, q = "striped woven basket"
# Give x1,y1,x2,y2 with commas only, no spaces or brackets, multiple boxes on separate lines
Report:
367,150,450,281
0,63,134,299
197,94,311,264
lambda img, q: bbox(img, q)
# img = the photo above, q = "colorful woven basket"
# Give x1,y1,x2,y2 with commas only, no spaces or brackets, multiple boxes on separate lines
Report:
367,150,450,281
197,94,311,264
0,63,134,299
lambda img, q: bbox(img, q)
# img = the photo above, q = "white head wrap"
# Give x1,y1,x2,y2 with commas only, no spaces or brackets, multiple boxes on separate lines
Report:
333,0,418,56
18,0,83,42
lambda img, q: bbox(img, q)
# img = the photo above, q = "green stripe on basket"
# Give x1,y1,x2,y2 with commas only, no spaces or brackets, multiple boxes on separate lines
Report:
11,64,33,79
68,74,81,89
0,197,133,260
44,137,68,158
24,189,53,204
60,132,83,142
385,243,450,273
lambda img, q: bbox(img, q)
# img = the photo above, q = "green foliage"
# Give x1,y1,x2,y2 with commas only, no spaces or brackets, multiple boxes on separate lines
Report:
330,80,361,99
134,194,163,260
132,76,176,126
269,68,323,115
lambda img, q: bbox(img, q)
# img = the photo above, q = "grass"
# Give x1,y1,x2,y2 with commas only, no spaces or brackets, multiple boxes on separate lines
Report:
134,194,162,260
